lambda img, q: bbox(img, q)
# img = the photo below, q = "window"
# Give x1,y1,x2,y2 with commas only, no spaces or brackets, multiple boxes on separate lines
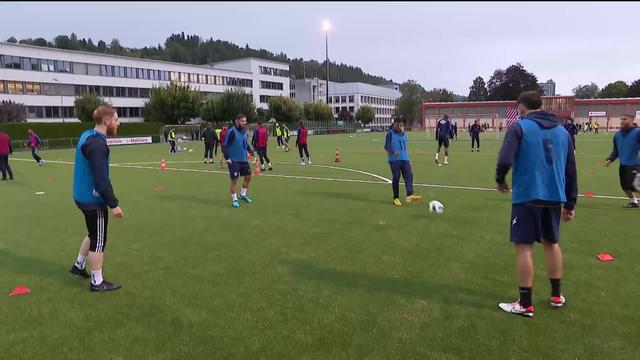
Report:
41,83,58,95
139,88,150,98
328,97,332,104
62,107,75,118
215,76,223,85
6,56,21,69
171,71,179,82
0,81,4,93
149,70,156,80
75,85,88,96
102,86,114,97
21,57,30,70
25,82,41,95
180,73,188,82
290,92,296,98
73,62,87,75
7,81,23,94
349,106,354,113
335,107,340,114
100,65,107,76
126,67,133,78
60,84,74,96
55,60,64,72
348,95,354,103
115,87,126,97
333,96,340,103
88,85,100,95
341,96,347,103
130,107,141,117
127,87,139,97
259,95,272,103
260,81,283,90
107,66,114,77
45,106,60,118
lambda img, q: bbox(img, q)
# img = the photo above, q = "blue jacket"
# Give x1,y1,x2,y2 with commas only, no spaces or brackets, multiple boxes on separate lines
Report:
496,111,578,210
436,118,451,139
384,128,409,162
73,129,118,209
607,127,640,166
223,125,253,162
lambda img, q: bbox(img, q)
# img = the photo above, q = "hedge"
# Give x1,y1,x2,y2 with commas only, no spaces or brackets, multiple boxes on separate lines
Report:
0,122,164,140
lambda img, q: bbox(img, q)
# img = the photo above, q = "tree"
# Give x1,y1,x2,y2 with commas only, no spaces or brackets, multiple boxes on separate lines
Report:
256,108,269,123
627,79,640,98
337,109,353,121
424,88,455,103
0,100,26,122
355,106,376,125
468,76,488,101
199,97,216,123
572,83,599,99
396,80,425,126
33,38,48,47
143,83,202,124
74,94,111,122
303,101,333,122
6,36,17,43
97,40,107,52
213,89,256,123
109,38,123,55
598,81,629,99
487,63,542,100
267,96,303,124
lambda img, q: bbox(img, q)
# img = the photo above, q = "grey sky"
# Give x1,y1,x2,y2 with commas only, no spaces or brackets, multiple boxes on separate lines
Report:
1,1,639,95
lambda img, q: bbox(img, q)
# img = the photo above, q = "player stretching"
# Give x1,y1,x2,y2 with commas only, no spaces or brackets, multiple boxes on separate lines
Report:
385,117,422,206
496,91,577,317
69,106,124,292
605,114,640,208
252,121,272,171
223,114,254,208
296,121,311,165
434,114,452,166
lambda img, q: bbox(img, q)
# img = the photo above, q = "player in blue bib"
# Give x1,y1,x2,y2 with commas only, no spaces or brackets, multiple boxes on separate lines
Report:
605,113,640,208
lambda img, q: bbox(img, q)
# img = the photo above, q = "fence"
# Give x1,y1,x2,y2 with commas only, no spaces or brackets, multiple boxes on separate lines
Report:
10,135,163,152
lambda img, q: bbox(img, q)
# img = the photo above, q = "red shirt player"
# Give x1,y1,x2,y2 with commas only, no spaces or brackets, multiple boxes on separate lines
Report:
296,121,311,165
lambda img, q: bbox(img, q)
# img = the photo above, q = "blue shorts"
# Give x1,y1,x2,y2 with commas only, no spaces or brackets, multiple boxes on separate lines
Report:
438,136,450,148
228,162,251,180
510,203,561,244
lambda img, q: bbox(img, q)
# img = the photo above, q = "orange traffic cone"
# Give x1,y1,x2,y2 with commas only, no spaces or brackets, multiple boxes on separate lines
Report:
254,162,262,176
334,148,341,163
160,157,167,171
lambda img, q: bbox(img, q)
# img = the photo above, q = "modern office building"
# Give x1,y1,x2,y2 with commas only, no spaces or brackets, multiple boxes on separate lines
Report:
538,79,556,96
292,78,401,126
0,42,290,122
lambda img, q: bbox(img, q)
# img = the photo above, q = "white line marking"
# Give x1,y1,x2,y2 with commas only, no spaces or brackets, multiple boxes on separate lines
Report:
12,158,629,201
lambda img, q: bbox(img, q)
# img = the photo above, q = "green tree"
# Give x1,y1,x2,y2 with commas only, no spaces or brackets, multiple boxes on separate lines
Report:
33,38,49,47
143,83,202,124
626,79,640,98
487,63,542,100
213,89,256,123
303,101,334,122
0,100,26,122
74,93,111,122
396,80,426,126
355,106,376,125
6,36,17,43
199,97,216,123
267,96,303,124
572,83,599,99
424,88,455,103
598,81,629,98
337,109,353,121
468,76,488,101
256,108,269,123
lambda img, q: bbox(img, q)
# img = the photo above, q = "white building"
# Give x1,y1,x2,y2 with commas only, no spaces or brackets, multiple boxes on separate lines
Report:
0,42,290,122
292,78,401,126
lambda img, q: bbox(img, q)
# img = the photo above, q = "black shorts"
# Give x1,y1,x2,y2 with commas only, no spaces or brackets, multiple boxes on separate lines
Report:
79,207,109,253
619,165,640,191
438,136,450,148
510,203,561,244
228,162,251,180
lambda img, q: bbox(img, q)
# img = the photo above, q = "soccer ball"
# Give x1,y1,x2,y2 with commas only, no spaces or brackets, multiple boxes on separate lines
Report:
428,200,444,215
285,148,290,152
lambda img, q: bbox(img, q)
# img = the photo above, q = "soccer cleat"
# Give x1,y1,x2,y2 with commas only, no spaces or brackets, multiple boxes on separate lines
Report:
498,300,534,318
444,161,449,165
308,160,312,165
239,195,253,204
406,195,423,203
300,161,306,166
393,198,402,206
438,163,443,167
623,202,639,209
550,295,566,307
90,280,122,292
261,165,265,171
232,200,240,208
69,265,90,279
434,159,439,165
268,164,273,171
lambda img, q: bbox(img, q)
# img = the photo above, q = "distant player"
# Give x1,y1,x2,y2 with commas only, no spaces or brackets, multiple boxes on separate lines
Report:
28,129,45,166
0,126,14,181
594,122,599,135
252,121,272,171
604,114,640,208
470,119,482,152
219,125,229,168
496,91,577,317
275,123,283,148
202,125,218,164
453,122,458,139
69,105,124,292
223,114,254,208
282,124,291,151
385,117,422,206
296,121,311,165
564,117,578,150
168,128,177,154
214,127,222,157
434,114,451,165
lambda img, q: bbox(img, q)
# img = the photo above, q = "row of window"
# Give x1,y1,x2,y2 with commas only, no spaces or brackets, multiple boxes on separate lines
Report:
259,66,289,78
259,95,272,103
260,81,284,90
328,95,354,104
0,54,254,88
361,95,396,106
332,106,395,116
25,105,143,119
0,80,153,98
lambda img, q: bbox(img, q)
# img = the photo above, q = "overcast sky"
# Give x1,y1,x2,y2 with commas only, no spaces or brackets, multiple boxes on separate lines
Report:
1,1,639,95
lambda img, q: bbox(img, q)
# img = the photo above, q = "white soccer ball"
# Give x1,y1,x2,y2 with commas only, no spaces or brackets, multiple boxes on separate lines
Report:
429,200,444,215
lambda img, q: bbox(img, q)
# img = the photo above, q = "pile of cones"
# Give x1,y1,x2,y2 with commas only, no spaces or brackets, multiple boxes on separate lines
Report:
254,162,262,176
160,158,167,171
334,148,341,163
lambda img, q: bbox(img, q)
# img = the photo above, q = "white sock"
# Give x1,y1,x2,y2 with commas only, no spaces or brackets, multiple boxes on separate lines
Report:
241,188,248,197
435,153,439,160
231,193,238,201
91,269,103,285
75,254,86,270
632,196,638,204
445,156,449,162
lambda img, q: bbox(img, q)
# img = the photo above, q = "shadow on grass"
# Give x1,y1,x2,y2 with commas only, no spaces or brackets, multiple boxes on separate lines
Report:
301,190,390,205
0,249,76,288
281,259,495,307
156,193,229,208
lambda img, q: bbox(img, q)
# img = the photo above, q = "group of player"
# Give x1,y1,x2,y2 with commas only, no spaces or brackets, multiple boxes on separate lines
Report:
0,128,46,181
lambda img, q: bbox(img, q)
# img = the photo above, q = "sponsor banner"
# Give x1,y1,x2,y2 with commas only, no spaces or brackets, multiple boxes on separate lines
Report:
291,130,315,136
588,111,607,117
106,136,152,146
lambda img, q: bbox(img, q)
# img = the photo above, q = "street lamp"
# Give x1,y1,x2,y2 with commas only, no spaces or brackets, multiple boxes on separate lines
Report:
322,20,330,104
52,78,65,123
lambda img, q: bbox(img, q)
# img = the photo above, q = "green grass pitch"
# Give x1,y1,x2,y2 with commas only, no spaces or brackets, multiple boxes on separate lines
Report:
1,131,638,359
